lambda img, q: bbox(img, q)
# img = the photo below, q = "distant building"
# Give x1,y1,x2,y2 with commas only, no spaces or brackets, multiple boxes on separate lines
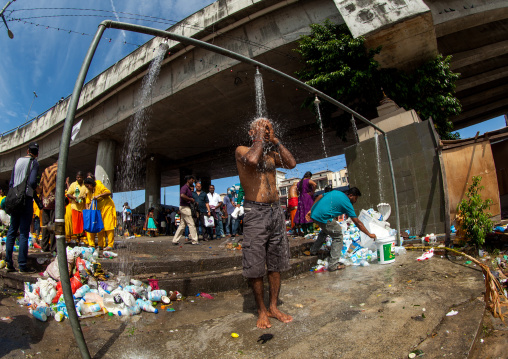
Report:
277,168,349,207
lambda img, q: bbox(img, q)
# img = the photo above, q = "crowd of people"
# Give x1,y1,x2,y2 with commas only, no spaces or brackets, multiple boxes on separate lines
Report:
0,143,117,273
1,118,378,331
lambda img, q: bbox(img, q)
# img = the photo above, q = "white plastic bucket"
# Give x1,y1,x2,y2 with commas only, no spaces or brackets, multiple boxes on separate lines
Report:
376,236,396,264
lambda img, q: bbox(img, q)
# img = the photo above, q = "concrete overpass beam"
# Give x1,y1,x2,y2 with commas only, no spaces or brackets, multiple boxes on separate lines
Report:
95,139,116,191
146,155,161,210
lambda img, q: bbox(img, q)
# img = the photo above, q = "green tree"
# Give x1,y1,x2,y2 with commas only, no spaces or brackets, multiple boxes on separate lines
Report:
457,176,493,248
294,20,461,140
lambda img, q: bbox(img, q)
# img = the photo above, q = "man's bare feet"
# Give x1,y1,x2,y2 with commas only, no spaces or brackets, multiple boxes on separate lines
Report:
267,307,293,324
257,311,272,329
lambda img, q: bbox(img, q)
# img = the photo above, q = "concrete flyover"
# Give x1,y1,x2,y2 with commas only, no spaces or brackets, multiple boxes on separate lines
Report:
0,0,507,202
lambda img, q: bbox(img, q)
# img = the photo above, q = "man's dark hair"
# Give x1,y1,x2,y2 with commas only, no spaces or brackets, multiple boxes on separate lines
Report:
324,186,332,193
184,175,196,182
28,142,39,156
86,172,95,180
347,187,361,197
76,171,84,177
84,178,95,186
303,171,312,179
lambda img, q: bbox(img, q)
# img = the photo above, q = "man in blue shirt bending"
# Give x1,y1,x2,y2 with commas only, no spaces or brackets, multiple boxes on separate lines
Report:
306,187,376,271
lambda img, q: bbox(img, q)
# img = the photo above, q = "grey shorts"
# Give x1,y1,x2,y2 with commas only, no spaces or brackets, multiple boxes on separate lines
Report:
242,201,290,278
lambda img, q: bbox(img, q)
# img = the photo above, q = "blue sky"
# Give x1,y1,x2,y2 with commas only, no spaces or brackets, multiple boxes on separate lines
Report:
0,0,216,135
1,2,506,209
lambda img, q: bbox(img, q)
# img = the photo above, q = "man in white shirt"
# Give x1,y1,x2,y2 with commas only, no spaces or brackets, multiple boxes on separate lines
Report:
207,185,222,239
122,203,132,234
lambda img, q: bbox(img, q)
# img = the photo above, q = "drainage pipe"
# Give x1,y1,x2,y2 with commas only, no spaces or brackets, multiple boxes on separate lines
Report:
56,20,401,358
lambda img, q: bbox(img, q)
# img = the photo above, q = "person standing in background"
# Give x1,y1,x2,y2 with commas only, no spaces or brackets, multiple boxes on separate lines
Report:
40,161,58,253
294,172,316,235
4,142,40,273
84,178,117,250
66,171,88,240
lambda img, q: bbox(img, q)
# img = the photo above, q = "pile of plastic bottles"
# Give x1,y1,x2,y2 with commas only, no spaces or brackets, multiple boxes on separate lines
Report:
19,246,182,322
309,221,378,272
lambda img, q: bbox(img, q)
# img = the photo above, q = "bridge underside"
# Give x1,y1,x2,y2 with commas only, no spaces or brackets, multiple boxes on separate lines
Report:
1,1,508,192
23,43,357,191
437,8,508,129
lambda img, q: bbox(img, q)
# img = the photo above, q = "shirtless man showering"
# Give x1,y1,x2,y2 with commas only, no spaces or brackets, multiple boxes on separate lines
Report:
236,118,296,329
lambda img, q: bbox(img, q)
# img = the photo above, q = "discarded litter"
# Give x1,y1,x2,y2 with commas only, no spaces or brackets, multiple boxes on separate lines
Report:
446,310,458,316
19,246,184,322
199,292,214,299
231,333,239,338
408,349,424,358
416,248,434,261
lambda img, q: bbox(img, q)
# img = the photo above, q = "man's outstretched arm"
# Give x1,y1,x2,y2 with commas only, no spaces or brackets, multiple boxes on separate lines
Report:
351,217,376,240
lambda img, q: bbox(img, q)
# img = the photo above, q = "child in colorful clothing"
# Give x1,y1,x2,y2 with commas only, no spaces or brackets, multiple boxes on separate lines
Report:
144,207,158,237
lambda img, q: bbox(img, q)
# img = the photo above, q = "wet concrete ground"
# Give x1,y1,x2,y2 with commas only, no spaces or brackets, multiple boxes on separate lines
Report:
1,251,502,359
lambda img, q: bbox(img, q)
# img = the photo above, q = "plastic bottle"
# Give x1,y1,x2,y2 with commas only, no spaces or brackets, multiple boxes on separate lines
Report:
30,308,48,322
119,290,136,307
34,306,51,317
103,251,118,258
147,290,167,301
130,279,143,286
75,299,86,315
88,304,102,312
54,311,65,322
84,292,103,305
74,284,91,298
75,186,81,204
136,299,158,313
118,305,141,316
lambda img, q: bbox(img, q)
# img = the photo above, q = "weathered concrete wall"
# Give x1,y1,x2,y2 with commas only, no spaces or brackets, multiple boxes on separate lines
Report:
345,120,445,235
357,108,421,142
335,0,430,38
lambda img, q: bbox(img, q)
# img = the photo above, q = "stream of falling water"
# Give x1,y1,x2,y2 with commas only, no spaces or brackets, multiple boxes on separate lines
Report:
351,115,359,143
119,43,168,192
374,132,384,202
254,67,267,118
314,97,328,158
116,43,168,277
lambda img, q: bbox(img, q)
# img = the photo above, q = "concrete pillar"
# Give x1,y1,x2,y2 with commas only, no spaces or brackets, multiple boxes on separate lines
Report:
201,177,212,193
95,139,116,191
145,155,161,212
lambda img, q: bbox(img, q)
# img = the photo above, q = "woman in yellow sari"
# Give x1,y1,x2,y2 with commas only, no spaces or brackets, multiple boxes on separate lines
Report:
83,177,117,250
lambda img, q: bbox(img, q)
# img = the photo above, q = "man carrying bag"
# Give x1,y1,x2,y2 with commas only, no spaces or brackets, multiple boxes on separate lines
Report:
4,142,40,273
